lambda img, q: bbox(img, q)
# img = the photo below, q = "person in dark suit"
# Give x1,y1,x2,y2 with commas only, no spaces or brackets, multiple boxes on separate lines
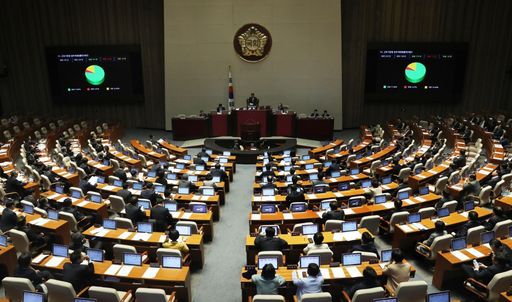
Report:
16,216,48,247
462,174,481,197
351,232,379,258
15,253,53,289
61,198,85,221
155,169,167,187
0,166,9,179
392,159,404,176
485,206,507,231
382,199,403,222
0,200,18,232
260,164,274,179
79,177,97,195
116,183,132,203
141,182,159,206
462,250,509,284
210,163,228,182
63,250,95,292
456,210,480,237
113,168,128,183
325,160,340,176
321,201,345,223
286,183,305,204
246,93,259,108
261,175,276,190
177,174,195,192
150,197,175,232
451,150,467,170
5,171,28,197
254,227,288,252
346,266,382,298
125,196,146,225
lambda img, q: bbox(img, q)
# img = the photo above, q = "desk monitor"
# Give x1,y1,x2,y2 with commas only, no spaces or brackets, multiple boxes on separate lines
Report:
137,200,151,210
382,175,392,185
338,182,350,191
86,248,104,262
291,203,307,213
300,255,320,268
147,171,157,178
0,234,7,247
381,249,393,263
260,204,276,213
397,191,409,200
102,159,110,166
176,225,191,236
195,165,205,171
74,299,97,302
202,187,215,196
48,209,59,220
302,155,311,161
191,204,207,213
407,213,421,224
219,158,228,165
374,195,387,204
103,219,117,230
176,163,185,169
324,161,332,168
283,150,291,156
23,291,44,302
419,186,429,195
183,155,192,160
331,170,341,178
427,291,450,302
70,190,81,199
373,299,397,302
55,184,65,194
223,151,231,156
350,168,359,175
97,176,105,184
89,194,101,203
314,185,327,194
451,238,467,251
162,255,182,269
123,253,142,266
356,153,363,159
302,224,319,235
349,198,363,208
342,221,357,232
212,176,221,183
166,173,177,181
262,188,275,196
342,253,362,266
481,231,495,244
305,164,314,170
186,175,197,182
263,158,270,165
464,201,475,212
309,174,318,181
113,180,123,187
414,167,423,175
284,157,292,163
286,175,293,182
220,166,226,171
164,201,178,212
381,160,389,166
52,244,69,258
258,256,279,269
284,165,291,172
23,204,34,215
201,155,210,161
68,166,76,174
320,201,331,211
137,222,153,233
361,179,372,188
155,185,165,194
132,154,140,160
437,207,450,218
178,187,190,195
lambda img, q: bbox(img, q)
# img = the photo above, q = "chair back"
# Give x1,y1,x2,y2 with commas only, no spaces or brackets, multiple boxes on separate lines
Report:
46,279,77,302
466,226,485,246
108,195,126,213
8,229,30,254
301,292,332,302
428,234,453,260
434,177,448,194
114,217,134,229
479,186,492,206
253,295,285,302
389,211,409,233
395,280,428,302
306,248,332,265
442,200,458,213
135,288,169,302
488,270,512,302
359,215,380,235
3,277,36,302
324,220,343,232
418,207,436,219
292,222,314,234
397,168,411,182
176,221,199,234
59,211,78,232
88,286,122,302
493,219,512,238
494,180,505,196
352,287,385,302
113,244,137,262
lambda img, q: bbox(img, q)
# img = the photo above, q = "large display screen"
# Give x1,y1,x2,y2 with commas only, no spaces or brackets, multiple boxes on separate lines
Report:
46,45,144,104
365,43,467,102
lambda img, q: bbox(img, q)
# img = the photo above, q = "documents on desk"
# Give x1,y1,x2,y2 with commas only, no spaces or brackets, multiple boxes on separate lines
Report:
307,194,317,199
411,222,428,230
451,250,470,261
402,199,414,205
159,235,167,243
118,231,132,239
382,202,394,209
77,201,90,207
251,214,261,220
331,267,345,278
343,208,355,215
466,248,485,258
117,265,134,277
30,218,50,226
181,212,193,219
32,254,49,264
333,231,361,241
46,256,66,267
346,266,362,277
105,264,122,275
334,192,344,198
415,196,426,202
283,213,293,220
132,232,152,241
316,211,325,218
143,267,160,278
399,224,414,233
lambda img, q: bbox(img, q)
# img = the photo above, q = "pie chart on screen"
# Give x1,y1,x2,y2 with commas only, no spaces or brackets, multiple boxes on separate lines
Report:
405,62,426,83
85,65,105,85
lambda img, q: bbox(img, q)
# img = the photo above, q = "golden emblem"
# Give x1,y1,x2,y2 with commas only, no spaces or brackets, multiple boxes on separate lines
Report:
237,26,268,57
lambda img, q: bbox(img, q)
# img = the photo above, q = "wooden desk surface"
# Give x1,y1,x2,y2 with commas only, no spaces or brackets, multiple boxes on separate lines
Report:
157,138,187,155
246,228,368,247
131,139,166,160
41,191,109,218
0,245,17,275
309,139,344,156
350,144,397,169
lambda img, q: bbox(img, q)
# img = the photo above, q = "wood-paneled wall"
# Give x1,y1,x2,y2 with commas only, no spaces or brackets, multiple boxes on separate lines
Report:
342,0,512,128
0,0,165,128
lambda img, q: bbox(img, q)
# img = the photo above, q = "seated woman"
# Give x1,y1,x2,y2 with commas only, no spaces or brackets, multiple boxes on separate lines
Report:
382,249,411,293
163,229,189,255
251,263,285,295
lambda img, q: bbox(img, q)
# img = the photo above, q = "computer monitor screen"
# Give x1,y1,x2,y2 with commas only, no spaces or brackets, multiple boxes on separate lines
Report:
284,165,291,172
53,244,68,258
191,204,207,213
437,207,450,218
324,161,332,167
375,195,387,204
0,234,7,247
71,190,81,199
283,150,291,156
331,171,341,178
260,204,276,213
102,159,110,166
223,151,231,156
202,188,215,196
320,201,331,211
349,198,363,207
176,225,191,236
305,164,314,170
262,188,275,196
162,255,182,269
219,158,228,164
48,209,59,220
164,201,178,212
178,187,190,195
195,165,205,171
123,253,142,266
90,194,101,203
415,167,423,175
135,221,152,233
284,157,292,163
338,182,350,191
113,180,123,187
176,163,185,169
451,238,467,251
103,219,117,230
23,204,34,215
342,253,362,266
373,299,397,302
381,160,389,166
302,155,311,160
464,201,475,211
427,291,450,302
291,203,307,212
419,186,429,195
147,171,156,178
97,176,105,184
188,175,198,182
382,176,392,184
381,249,393,262
23,291,44,302
199,157,208,163
342,221,357,232
397,191,409,200
166,173,177,180
286,175,293,182
361,179,372,188
263,159,269,165
74,298,97,302
183,155,192,160
300,255,320,268
351,168,359,175
137,200,151,210
407,213,421,224
86,248,104,262
309,174,318,181
356,153,363,159
212,176,221,183
154,185,165,193
481,231,495,244
55,184,64,194
258,256,279,270
302,224,319,235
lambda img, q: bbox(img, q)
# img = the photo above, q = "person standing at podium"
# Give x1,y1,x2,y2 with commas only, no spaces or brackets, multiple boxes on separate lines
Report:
246,93,259,108
216,103,226,113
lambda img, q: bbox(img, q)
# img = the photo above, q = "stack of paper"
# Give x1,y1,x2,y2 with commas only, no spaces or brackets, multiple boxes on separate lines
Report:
45,256,65,267
95,229,111,237
283,213,294,220
451,250,470,261
400,225,414,233
142,267,160,278
132,233,152,241
334,192,344,198
77,201,90,207
343,231,361,241
159,235,167,243
320,268,331,278
181,213,192,219
104,264,122,275
330,267,345,278
343,208,355,215
307,194,317,199
316,211,324,218
32,254,49,264
466,248,485,258
415,197,426,202
382,202,394,209
251,214,261,220
200,196,210,201
117,265,134,277
31,218,49,226
411,222,427,230
402,199,414,205
118,232,132,239
346,266,362,277
333,233,344,241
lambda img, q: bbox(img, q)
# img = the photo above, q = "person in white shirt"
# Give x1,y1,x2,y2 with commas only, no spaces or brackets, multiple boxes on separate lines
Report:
292,263,324,300
303,232,332,255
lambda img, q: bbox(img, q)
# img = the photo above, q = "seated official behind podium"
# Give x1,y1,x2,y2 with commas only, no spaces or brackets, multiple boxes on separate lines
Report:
255,227,288,252
246,93,259,108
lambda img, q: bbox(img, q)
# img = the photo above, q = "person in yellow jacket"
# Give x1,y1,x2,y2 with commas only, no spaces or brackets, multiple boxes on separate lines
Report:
162,229,189,255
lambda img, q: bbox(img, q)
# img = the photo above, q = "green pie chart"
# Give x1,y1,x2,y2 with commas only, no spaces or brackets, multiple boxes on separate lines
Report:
84,65,105,85
405,62,426,84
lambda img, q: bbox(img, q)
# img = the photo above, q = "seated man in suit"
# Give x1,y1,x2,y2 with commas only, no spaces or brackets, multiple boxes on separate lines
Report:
15,253,53,290
125,196,146,225
286,183,306,204
485,206,507,231
0,199,18,232
321,201,345,224
116,183,133,203
416,221,447,254
462,174,481,197
141,182,159,206
209,163,228,183
260,164,274,179
63,250,95,292
196,147,210,160
16,216,49,247
455,210,480,237
162,229,189,255
112,167,128,183
254,227,288,252
178,174,196,193
261,175,276,190
246,93,259,108
351,231,378,257
462,250,509,284
6,171,29,198
61,198,86,222
451,150,467,170
346,266,382,298
150,197,175,232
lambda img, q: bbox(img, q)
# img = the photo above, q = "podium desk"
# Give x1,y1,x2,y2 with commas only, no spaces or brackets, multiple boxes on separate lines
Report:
210,111,230,136
235,108,271,137
273,112,296,136
297,117,334,140
171,117,209,141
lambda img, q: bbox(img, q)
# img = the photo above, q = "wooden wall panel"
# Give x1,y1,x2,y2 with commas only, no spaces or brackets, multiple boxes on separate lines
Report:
342,0,512,128
0,0,165,128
